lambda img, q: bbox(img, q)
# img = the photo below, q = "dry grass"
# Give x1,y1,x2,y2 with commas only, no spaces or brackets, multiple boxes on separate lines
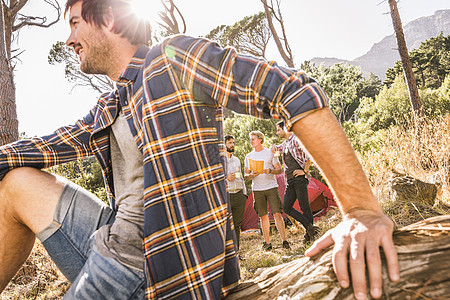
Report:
359,114,450,228
2,116,449,298
2,241,69,300
238,208,342,282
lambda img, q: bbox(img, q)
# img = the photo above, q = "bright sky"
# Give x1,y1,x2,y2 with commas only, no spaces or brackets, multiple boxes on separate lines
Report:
13,0,450,137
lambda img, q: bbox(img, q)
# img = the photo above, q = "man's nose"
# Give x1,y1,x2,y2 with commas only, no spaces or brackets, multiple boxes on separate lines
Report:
66,31,76,47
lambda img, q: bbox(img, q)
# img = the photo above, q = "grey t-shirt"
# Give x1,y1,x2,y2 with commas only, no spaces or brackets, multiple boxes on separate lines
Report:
95,110,145,271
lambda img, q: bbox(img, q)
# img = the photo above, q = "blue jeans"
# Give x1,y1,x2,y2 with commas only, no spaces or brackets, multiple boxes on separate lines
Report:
283,176,313,229
36,181,145,299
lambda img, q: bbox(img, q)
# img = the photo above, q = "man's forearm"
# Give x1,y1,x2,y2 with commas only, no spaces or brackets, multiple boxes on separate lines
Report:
244,168,255,180
270,167,283,175
304,160,312,173
244,173,254,180
291,108,381,214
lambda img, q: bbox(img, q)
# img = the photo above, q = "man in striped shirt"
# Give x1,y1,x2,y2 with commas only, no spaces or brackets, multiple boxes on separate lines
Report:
0,0,399,299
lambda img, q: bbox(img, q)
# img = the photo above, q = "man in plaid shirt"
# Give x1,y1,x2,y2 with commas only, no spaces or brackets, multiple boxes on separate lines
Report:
271,120,317,242
0,0,399,299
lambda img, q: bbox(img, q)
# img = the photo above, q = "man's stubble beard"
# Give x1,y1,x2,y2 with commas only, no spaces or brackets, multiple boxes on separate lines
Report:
80,31,112,76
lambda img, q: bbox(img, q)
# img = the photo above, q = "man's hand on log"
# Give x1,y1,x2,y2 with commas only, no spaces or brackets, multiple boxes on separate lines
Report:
305,210,400,300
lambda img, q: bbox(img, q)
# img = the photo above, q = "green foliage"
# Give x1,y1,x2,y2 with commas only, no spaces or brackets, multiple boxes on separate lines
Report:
343,118,383,154
357,72,383,100
47,157,107,203
347,33,450,152
384,60,403,87
206,12,271,58
359,76,412,130
301,62,381,123
420,74,450,116
346,74,450,152
362,74,450,130
385,33,450,89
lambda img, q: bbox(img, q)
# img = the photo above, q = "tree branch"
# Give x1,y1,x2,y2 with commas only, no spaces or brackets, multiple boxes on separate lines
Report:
12,0,60,32
157,0,186,35
10,0,29,16
10,48,24,61
274,0,292,57
260,0,294,67
172,0,186,33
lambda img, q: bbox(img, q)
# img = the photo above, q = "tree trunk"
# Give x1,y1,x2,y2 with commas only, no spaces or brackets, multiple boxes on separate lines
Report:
388,0,423,122
260,0,294,68
0,1,19,145
226,215,450,299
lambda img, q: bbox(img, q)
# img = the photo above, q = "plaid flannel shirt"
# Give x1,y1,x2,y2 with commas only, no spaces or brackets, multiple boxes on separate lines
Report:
274,134,311,171
0,35,328,299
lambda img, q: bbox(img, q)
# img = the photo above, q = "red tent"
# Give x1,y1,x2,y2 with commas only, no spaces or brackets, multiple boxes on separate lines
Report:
240,174,336,231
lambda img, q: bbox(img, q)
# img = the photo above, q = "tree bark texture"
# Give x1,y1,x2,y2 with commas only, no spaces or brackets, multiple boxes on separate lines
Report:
226,215,450,299
0,1,19,145
388,0,423,121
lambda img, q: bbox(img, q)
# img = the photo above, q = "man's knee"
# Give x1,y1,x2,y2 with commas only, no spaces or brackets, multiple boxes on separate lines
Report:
2,167,40,190
273,212,283,220
283,202,292,214
260,214,269,221
0,167,64,233
3,167,63,190
2,168,58,202
1,168,31,206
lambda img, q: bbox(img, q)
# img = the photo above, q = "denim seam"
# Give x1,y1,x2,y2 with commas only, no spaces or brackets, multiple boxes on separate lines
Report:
58,227,89,262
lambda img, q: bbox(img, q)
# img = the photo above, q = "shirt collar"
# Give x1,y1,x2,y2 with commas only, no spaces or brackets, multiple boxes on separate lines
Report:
116,45,150,86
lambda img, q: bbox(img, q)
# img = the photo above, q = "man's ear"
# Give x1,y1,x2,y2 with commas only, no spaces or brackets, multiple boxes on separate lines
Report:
105,6,115,31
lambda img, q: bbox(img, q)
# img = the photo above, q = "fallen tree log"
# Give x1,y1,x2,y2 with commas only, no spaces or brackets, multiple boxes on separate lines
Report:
226,215,450,299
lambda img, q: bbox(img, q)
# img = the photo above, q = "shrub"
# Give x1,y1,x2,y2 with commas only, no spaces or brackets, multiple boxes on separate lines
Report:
47,157,107,203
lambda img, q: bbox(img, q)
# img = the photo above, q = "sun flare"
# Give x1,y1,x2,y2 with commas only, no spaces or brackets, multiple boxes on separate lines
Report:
130,0,158,21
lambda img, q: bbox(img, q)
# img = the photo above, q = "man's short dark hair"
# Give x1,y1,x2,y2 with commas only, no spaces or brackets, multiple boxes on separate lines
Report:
224,135,235,142
65,0,152,46
276,120,285,128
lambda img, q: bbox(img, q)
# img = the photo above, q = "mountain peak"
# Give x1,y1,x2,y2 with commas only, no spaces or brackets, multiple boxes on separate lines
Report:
311,9,450,80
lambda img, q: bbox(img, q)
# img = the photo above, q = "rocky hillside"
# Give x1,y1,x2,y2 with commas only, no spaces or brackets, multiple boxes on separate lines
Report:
310,9,450,80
